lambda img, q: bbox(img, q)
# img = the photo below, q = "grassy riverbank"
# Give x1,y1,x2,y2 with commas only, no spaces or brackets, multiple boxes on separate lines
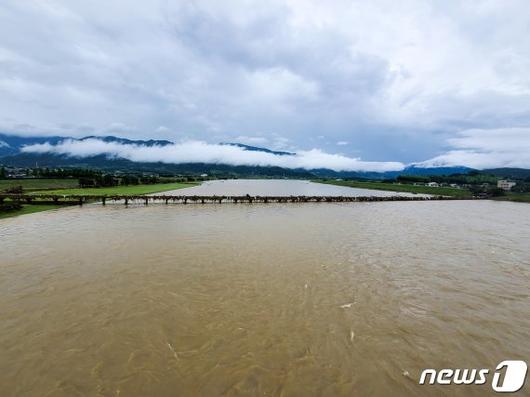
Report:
493,192,530,203
0,182,198,219
40,182,198,196
0,178,80,191
314,179,473,198
0,204,65,220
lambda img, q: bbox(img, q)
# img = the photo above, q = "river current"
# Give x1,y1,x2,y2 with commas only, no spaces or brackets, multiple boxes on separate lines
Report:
1,180,529,396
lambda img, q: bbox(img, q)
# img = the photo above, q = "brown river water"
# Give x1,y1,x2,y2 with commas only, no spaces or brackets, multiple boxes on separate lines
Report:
1,180,529,396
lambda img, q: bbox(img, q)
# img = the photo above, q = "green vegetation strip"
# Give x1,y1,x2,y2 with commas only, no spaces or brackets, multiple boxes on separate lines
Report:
34,182,198,196
313,179,473,198
0,178,80,191
0,204,65,220
495,192,530,203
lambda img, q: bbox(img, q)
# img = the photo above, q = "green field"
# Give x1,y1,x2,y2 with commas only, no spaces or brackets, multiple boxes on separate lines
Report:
40,182,198,196
0,178,80,191
314,179,473,198
0,182,199,219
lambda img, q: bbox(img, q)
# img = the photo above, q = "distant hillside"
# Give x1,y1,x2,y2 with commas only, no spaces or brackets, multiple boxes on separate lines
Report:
221,142,294,156
0,151,314,178
0,133,64,157
80,135,173,147
0,132,172,157
1,132,528,179
310,165,474,180
482,168,530,179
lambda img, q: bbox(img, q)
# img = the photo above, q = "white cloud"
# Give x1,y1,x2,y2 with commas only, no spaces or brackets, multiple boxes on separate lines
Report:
418,128,530,169
0,140,10,148
336,141,349,146
21,138,404,172
1,0,530,165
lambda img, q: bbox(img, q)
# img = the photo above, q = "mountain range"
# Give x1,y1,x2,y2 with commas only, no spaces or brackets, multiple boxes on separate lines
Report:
1,132,528,179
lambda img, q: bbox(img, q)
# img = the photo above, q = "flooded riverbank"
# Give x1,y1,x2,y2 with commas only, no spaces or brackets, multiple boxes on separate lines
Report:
169,179,422,197
1,181,529,396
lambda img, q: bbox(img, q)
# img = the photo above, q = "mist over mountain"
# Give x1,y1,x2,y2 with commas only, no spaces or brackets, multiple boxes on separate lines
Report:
2,132,527,179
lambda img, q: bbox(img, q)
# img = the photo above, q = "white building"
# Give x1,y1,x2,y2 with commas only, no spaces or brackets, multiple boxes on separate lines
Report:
427,182,439,187
497,180,516,191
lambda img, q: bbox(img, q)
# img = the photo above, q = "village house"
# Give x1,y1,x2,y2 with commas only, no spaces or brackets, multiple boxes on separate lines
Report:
497,180,516,191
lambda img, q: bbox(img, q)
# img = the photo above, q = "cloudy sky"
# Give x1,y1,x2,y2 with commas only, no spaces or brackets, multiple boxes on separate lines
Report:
1,0,530,170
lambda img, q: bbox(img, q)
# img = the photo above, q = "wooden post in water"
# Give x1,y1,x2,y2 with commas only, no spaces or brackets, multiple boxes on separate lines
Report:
102,197,106,205
145,197,149,206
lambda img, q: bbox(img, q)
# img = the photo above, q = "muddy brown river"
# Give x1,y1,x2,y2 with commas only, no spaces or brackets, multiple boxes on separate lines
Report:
1,180,529,396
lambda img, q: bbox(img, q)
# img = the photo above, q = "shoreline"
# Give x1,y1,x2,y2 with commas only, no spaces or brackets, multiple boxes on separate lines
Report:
0,182,198,219
314,178,530,203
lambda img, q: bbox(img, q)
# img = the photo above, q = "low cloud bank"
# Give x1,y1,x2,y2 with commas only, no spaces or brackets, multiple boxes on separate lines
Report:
20,127,530,171
416,128,530,169
21,139,405,172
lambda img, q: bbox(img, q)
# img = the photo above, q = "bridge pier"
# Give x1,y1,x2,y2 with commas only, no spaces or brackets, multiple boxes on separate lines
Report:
0,193,476,207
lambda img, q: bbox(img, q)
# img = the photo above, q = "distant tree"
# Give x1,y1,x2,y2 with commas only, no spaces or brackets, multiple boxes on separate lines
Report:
512,183,529,193
488,187,505,197
397,175,429,184
101,174,116,187
0,167,5,179
79,177,96,188
121,175,140,185
469,185,505,197
140,176,159,184
5,185,23,194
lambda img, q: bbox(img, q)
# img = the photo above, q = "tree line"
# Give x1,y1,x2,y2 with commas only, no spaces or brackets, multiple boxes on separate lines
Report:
0,165,209,188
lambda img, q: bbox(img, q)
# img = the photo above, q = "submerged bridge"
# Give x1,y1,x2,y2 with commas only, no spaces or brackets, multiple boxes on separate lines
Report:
0,193,473,206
